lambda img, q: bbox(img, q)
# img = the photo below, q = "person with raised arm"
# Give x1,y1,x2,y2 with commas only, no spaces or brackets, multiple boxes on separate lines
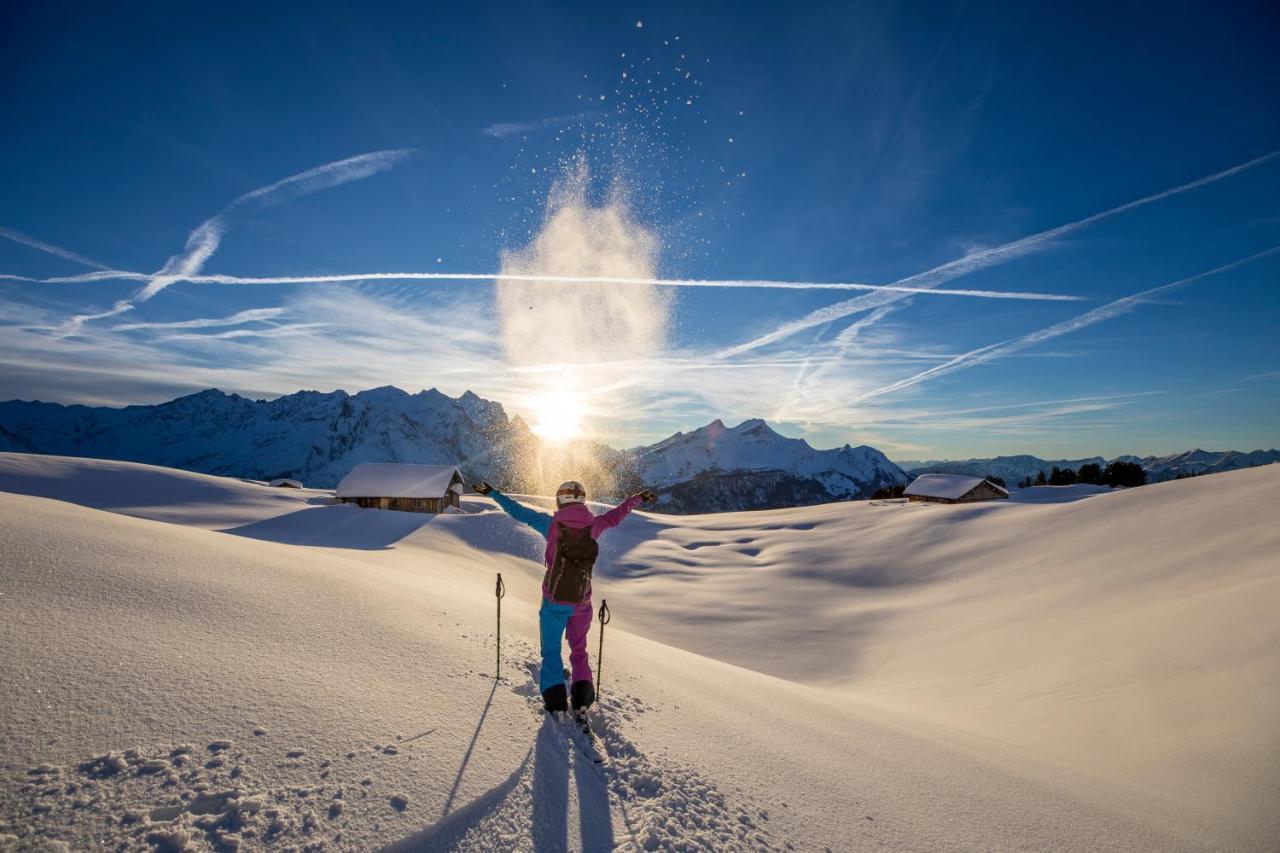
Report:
473,479,656,713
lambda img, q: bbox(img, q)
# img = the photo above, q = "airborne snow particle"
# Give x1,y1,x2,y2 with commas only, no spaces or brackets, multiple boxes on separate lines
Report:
635,20,643,27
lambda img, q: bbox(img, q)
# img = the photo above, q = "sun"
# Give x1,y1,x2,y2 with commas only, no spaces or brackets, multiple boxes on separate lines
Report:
528,389,585,442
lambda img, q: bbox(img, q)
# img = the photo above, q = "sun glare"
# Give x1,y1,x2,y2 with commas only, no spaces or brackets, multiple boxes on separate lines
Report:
528,389,585,442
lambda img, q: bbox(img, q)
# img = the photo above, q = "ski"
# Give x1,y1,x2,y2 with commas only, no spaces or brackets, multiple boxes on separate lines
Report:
526,663,605,765
568,709,605,765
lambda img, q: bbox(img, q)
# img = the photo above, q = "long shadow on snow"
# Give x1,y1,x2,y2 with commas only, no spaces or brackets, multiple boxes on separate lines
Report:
573,737,615,851
382,714,614,852
439,681,498,818
530,715,614,852
380,745,533,853
222,505,438,550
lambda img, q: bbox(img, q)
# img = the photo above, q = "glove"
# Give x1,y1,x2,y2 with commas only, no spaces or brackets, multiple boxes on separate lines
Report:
473,481,494,496
638,488,657,504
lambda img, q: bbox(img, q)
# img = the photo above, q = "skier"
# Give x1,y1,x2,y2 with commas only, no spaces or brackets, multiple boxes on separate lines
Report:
472,479,656,713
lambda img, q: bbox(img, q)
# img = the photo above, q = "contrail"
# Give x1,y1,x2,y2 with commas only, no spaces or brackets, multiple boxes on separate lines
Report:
138,148,415,301
112,307,287,331
841,245,1280,406
0,226,113,271
54,300,135,336
160,323,330,342
716,150,1280,359
482,112,606,138
772,304,900,422
46,149,414,336
2,269,1084,301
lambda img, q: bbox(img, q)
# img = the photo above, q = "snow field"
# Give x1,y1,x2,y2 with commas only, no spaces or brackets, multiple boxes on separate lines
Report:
1,453,1276,850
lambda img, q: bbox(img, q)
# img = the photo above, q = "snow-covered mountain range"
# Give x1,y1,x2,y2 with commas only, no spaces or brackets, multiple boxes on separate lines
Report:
899,449,1280,483
3,387,1272,512
0,389,906,512
626,418,908,512
0,386,534,489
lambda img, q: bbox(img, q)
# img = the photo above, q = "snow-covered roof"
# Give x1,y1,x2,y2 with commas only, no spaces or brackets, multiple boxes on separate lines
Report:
905,473,1008,500
335,463,463,498
268,478,303,488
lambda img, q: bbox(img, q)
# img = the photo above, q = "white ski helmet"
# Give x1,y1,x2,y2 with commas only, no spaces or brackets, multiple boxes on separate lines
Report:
555,480,587,507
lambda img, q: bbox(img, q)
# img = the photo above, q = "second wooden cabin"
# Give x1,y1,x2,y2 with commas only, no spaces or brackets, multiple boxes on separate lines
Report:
904,473,1009,504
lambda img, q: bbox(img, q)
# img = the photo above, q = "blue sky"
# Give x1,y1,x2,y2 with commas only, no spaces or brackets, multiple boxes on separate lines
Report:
1,1,1278,459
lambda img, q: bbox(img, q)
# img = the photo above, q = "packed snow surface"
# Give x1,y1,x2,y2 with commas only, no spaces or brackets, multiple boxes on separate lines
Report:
1,452,1276,851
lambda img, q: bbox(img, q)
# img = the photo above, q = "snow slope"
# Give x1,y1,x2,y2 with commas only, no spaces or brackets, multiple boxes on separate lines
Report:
1,453,1275,850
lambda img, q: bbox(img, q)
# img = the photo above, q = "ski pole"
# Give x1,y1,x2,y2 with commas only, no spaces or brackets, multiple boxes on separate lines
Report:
595,599,610,698
495,573,505,678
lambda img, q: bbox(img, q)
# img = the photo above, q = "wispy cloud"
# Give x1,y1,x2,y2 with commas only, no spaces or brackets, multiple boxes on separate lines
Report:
843,246,1280,405
482,112,605,138
113,307,287,332
159,323,329,343
0,226,113,270
56,300,136,335
136,148,415,302
36,149,415,338
715,150,1280,359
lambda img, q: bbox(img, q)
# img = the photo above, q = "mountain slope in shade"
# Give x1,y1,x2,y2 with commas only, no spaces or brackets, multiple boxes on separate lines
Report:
902,455,1107,483
630,418,908,512
1134,448,1280,481
901,450,1280,483
0,386,534,489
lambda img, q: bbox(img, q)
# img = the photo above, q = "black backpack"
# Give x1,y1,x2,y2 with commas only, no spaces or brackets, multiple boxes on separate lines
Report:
546,522,599,603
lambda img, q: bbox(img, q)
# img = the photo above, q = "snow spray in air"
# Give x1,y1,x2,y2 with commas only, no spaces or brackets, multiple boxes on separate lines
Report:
496,157,670,496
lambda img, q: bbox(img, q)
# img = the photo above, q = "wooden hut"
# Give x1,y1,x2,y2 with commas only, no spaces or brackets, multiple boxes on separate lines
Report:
269,478,303,489
335,463,464,513
904,473,1009,504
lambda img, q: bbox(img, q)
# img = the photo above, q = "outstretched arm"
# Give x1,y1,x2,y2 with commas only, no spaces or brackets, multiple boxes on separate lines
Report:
592,489,656,535
487,488,553,538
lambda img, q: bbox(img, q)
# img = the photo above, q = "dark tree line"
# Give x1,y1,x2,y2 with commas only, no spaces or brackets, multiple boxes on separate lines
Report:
1016,460,1145,489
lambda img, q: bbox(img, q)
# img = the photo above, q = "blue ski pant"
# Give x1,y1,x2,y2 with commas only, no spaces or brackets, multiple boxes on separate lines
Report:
539,596,594,693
